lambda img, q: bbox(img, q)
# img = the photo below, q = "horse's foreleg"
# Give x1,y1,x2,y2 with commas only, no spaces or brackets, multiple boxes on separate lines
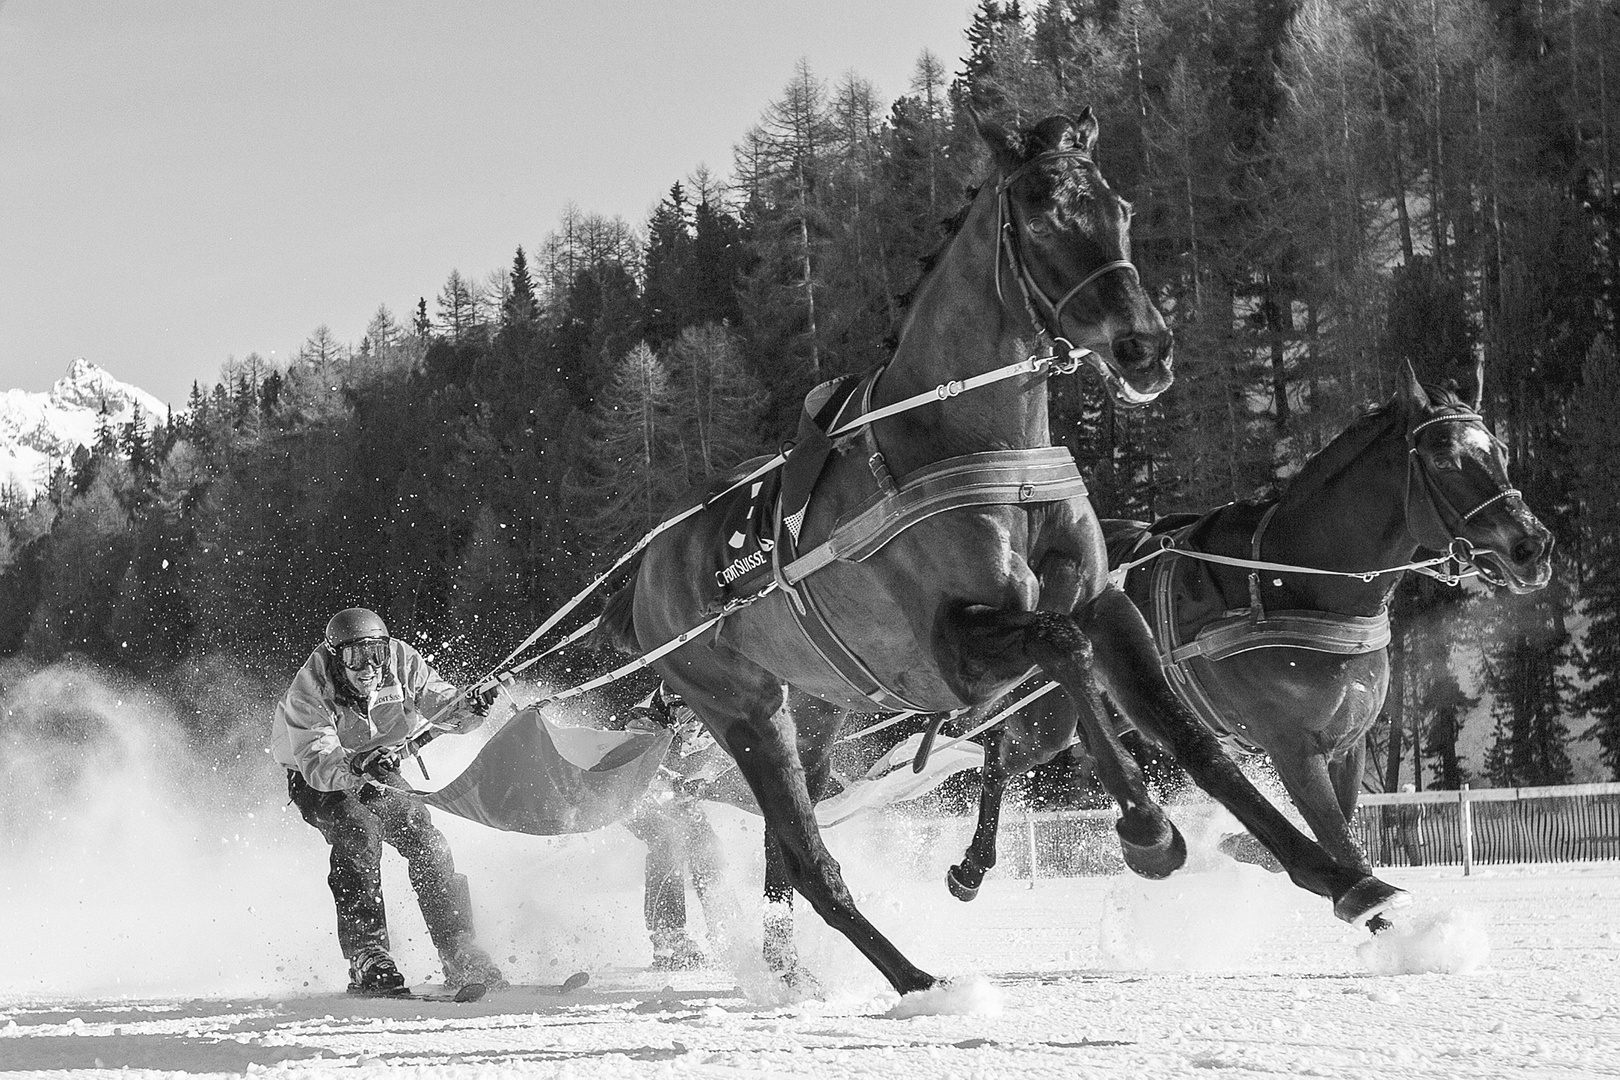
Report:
760,694,841,977
949,725,1009,901
1020,614,1188,879
1082,587,1404,924
1265,747,1374,877
942,603,1185,880
1332,741,1366,825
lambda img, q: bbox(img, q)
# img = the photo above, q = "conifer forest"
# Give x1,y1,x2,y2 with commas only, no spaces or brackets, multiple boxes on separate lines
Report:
5,0,1620,797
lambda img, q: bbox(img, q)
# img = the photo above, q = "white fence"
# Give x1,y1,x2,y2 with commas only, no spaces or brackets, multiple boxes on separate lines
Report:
875,782,1620,881
1353,782,1620,872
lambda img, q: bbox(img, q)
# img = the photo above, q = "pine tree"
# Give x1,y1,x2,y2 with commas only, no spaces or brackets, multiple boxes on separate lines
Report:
642,183,695,353
501,247,540,332
664,323,768,483
1479,579,1576,786
436,270,484,344
1572,336,1620,777
578,343,684,542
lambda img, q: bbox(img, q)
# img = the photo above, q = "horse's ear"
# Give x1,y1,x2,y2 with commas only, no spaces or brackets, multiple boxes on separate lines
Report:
1072,106,1099,157
1396,359,1431,414
970,105,1024,171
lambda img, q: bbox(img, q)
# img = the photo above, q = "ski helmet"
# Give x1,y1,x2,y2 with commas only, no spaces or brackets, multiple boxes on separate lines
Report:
325,607,389,650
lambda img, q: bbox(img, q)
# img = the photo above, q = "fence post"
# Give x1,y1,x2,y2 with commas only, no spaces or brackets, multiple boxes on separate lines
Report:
1459,784,1474,877
1026,814,1039,888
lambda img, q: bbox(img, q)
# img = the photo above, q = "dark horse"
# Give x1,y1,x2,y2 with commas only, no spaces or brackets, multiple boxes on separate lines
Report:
947,367,1554,900
598,109,1405,997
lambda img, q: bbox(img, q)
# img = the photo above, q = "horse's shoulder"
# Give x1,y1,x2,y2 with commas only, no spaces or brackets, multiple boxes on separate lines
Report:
1184,499,1273,555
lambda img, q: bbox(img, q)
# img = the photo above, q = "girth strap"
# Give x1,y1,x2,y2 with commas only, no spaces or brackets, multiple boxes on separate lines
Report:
782,447,1088,584
1164,610,1391,664
770,444,1088,713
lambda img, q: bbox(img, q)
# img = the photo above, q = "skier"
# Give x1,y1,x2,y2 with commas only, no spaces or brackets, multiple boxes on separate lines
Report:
271,607,505,997
618,686,735,970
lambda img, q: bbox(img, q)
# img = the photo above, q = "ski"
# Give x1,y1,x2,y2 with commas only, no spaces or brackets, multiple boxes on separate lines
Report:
347,971,588,1003
349,984,485,1003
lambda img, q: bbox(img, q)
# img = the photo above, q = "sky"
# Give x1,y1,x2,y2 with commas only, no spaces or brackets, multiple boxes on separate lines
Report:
0,1,974,409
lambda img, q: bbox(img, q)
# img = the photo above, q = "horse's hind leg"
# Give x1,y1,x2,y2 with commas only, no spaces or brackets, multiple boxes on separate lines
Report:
1080,587,1404,924
672,661,936,995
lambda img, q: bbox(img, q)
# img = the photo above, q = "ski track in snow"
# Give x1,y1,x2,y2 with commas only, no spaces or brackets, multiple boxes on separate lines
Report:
2,673,1619,1077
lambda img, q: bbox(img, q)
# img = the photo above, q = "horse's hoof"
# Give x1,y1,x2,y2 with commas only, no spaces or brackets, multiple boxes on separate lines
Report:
946,865,981,902
1216,832,1285,873
1366,914,1394,935
1333,875,1411,925
779,963,823,996
1116,816,1187,880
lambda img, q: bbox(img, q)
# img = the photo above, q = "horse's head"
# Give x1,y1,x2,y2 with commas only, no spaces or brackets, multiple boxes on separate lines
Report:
977,108,1174,406
1396,362,1553,593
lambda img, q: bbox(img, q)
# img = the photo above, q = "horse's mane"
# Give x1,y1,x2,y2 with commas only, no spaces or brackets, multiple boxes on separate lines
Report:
883,187,981,351
1281,381,1468,504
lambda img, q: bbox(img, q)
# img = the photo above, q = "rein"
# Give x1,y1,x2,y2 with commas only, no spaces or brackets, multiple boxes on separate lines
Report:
1107,531,1480,589
415,150,1154,751
1109,406,1519,591
420,342,1098,731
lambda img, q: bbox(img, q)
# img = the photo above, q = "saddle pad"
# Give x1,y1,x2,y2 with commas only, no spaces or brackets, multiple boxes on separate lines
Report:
708,467,782,606
705,373,866,609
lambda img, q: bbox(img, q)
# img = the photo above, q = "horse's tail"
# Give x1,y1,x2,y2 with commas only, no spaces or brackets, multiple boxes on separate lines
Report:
593,551,645,656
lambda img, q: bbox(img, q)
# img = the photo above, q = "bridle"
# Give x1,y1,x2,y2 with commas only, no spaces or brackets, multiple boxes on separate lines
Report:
1403,407,1523,582
992,150,1143,396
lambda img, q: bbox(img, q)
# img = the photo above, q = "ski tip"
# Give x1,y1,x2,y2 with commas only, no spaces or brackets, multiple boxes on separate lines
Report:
559,970,590,993
453,982,488,1003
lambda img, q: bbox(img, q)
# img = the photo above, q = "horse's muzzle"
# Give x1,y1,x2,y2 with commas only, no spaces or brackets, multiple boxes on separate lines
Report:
1106,328,1175,406
1476,522,1554,594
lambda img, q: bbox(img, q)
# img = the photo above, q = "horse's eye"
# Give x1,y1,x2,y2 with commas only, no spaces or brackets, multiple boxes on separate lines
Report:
1430,453,1461,472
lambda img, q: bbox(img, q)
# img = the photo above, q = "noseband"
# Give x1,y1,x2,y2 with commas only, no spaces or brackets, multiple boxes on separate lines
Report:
993,151,1140,352
1405,408,1523,575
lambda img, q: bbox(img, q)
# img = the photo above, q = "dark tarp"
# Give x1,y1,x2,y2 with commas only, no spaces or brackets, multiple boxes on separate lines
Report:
426,707,670,835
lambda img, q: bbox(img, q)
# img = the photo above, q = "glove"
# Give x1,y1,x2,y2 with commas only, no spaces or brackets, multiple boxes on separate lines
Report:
349,745,402,780
465,681,501,717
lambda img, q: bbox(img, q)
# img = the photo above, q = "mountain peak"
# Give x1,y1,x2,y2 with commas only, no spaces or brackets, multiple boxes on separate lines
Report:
0,360,169,500
49,357,166,418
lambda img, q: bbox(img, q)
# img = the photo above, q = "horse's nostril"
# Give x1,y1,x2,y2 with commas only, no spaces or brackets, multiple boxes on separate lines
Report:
1512,538,1543,565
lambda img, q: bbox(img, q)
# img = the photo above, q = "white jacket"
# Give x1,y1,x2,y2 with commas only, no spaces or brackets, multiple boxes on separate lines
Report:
270,638,465,791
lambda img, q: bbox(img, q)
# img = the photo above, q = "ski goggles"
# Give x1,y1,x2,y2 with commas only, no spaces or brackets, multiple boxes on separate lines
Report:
336,639,389,671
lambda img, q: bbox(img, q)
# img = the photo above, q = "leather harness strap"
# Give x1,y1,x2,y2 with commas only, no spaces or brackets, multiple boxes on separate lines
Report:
781,447,1088,584
765,370,1091,713
1138,507,1392,751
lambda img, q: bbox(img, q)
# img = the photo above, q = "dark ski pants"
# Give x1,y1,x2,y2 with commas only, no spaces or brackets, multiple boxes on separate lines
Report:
287,769,475,961
625,787,725,933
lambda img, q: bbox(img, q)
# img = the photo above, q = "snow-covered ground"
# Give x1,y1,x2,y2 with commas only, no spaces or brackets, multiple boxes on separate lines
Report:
2,668,1619,1078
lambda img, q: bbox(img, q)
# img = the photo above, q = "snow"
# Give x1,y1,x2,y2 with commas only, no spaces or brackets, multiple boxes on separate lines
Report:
0,358,168,498
3,668,1620,1077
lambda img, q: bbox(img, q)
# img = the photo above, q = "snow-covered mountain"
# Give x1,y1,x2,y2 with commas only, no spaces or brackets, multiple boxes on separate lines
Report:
0,358,168,502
